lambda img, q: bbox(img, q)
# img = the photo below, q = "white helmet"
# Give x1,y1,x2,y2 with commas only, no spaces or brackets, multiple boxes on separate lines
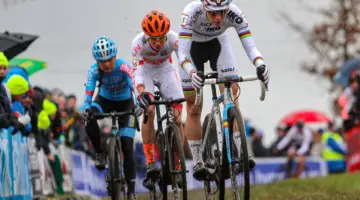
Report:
201,0,231,11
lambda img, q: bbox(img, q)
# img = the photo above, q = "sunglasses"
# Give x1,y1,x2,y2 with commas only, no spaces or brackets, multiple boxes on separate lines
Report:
206,9,229,17
148,35,167,43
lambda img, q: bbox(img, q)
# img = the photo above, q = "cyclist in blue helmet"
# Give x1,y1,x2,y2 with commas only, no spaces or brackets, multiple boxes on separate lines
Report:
82,36,137,199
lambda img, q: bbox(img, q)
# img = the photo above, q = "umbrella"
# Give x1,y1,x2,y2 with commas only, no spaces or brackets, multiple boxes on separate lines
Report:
279,109,332,126
334,57,360,86
0,31,39,60
9,58,47,76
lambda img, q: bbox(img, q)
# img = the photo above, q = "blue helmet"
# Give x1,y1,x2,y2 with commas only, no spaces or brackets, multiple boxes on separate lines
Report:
92,36,117,61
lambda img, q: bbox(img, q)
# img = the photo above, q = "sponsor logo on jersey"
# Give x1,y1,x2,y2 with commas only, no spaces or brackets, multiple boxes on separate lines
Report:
120,63,134,78
189,9,203,26
205,26,221,32
181,14,188,27
132,44,141,57
221,67,235,73
227,10,243,24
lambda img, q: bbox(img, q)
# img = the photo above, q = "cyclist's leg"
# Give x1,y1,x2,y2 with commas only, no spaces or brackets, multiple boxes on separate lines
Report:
158,65,185,170
137,65,157,171
85,95,110,169
85,96,106,153
213,34,243,159
116,98,137,196
187,40,210,179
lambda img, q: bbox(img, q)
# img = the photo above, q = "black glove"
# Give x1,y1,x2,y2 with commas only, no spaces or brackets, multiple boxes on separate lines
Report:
137,92,153,109
81,108,91,121
256,65,269,90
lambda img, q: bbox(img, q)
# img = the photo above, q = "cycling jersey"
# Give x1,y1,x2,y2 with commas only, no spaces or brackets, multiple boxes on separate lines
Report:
178,1,265,76
84,59,134,109
132,30,184,100
277,126,313,156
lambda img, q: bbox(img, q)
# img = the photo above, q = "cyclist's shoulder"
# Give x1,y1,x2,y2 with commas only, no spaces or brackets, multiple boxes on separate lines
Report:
226,4,247,25
167,30,179,42
88,63,99,75
116,59,134,76
132,32,146,45
183,1,202,15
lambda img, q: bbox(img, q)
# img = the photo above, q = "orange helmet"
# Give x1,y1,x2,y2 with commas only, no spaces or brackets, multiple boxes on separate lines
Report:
142,10,170,37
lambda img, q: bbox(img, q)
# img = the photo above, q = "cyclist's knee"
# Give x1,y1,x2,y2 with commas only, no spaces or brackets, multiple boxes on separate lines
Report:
185,93,202,117
172,103,183,125
231,83,240,96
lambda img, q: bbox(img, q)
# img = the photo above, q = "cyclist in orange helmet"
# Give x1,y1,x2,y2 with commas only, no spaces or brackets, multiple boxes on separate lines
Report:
133,10,185,189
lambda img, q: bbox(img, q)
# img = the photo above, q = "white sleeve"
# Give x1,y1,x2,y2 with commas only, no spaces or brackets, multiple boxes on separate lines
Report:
168,31,181,69
297,128,313,155
131,36,145,89
229,5,265,67
277,127,296,150
178,4,196,76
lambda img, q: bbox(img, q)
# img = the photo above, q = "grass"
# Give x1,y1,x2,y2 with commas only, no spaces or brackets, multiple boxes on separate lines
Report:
48,172,360,200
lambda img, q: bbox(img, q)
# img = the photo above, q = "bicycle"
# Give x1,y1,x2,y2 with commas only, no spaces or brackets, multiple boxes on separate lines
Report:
90,108,141,200
195,72,266,200
143,91,188,200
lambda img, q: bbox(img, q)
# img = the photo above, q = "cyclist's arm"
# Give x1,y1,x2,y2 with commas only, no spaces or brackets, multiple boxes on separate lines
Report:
178,6,196,76
297,128,312,156
132,37,145,94
276,126,296,151
169,31,182,70
84,66,97,110
231,5,265,67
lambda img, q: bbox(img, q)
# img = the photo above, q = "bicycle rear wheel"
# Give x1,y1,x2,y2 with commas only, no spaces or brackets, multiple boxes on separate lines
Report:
166,124,187,200
107,137,123,200
227,107,250,200
202,113,220,200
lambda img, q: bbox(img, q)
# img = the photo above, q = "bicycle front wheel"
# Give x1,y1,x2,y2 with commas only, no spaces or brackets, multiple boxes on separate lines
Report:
202,113,221,200
108,137,122,200
227,107,250,200
165,124,187,200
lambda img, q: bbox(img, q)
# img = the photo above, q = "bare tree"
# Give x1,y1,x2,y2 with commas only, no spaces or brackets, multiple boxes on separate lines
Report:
280,0,360,83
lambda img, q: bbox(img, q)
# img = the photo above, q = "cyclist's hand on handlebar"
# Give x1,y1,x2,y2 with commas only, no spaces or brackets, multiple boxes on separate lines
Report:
134,104,143,117
137,92,153,109
81,108,91,121
256,65,269,90
191,70,204,90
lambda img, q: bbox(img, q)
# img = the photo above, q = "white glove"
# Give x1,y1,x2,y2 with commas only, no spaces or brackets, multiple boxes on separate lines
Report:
191,72,204,90
18,113,31,126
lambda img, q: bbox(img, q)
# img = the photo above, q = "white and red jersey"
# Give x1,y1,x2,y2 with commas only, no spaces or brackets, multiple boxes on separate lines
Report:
131,30,184,100
178,1,265,75
132,30,180,86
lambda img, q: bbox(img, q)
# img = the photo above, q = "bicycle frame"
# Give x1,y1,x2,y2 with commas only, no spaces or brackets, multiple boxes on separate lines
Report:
200,83,237,165
222,82,237,164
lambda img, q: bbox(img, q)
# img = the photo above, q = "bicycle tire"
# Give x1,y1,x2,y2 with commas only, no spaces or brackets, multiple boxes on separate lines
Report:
202,113,220,200
165,124,187,200
228,107,250,200
157,131,168,200
108,137,122,200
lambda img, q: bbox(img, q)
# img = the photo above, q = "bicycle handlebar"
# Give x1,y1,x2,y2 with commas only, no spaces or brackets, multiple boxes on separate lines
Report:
194,73,266,106
91,110,135,120
149,98,186,106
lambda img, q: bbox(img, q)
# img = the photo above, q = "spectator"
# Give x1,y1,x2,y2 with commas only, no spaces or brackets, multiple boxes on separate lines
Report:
310,128,324,157
322,122,347,174
269,125,289,157
0,52,13,129
249,127,268,157
275,121,313,178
